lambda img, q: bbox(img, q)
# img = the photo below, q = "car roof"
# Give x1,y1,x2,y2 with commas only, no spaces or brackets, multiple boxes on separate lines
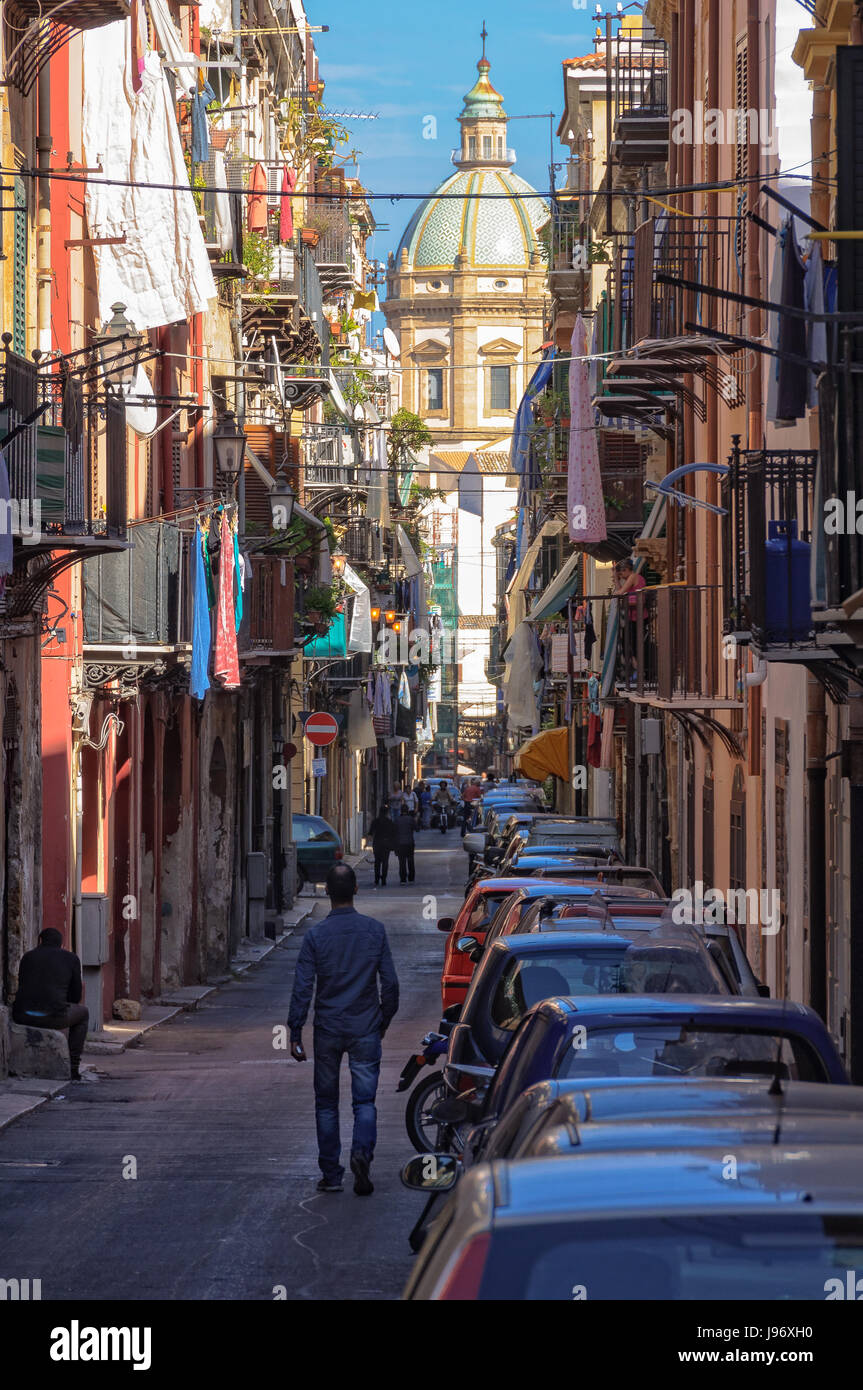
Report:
511,882,656,901
528,1077,863,1123
479,1145,863,1219
524,993,817,1025
491,934,711,963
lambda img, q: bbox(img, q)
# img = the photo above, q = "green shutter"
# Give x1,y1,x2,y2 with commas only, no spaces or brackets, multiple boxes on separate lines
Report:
36,424,66,522
12,176,26,356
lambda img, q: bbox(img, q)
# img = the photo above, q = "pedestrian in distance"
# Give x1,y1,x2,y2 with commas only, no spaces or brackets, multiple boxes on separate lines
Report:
419,782,432,829
366,804,397,887
402,782,418,822
12,928,89,1081
288,864,399,1196
395,805,416,883
461,777,481,837
388,781,406,817
433,780,454,834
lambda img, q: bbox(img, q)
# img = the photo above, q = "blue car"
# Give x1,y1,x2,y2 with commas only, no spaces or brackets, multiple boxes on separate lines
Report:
444,927,731,1095
470,995,849,1134
402,1144,863,1300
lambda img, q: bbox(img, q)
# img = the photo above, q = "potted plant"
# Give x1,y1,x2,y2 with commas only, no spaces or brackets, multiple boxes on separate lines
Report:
303,582,338,626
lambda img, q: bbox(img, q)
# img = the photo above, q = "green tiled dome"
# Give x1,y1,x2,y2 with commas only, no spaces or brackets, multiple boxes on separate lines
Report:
397,169,547,270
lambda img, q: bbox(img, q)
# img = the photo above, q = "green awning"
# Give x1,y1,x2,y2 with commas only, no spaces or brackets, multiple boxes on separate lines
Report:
304,611,348,658
527,553,581,624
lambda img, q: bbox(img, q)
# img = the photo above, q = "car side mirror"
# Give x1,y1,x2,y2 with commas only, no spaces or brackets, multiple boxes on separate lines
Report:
456,935,483,962
437,916,455,934
400,1153,459,1193
757,982,771,998
484,847,504,865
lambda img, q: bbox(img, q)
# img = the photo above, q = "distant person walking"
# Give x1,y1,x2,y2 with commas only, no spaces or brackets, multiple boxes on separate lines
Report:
366,805,397,887
288,864,399,1195
461,777,481,837
395,805,416,883
419,782,432,829
388,782,406,817
12,928,89,1081
434,781,454,834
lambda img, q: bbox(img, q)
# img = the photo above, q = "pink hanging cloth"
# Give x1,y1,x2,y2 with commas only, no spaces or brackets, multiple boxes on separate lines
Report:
213,512,241,689
567,313,607,544
279,165,297,242
247,162,268,232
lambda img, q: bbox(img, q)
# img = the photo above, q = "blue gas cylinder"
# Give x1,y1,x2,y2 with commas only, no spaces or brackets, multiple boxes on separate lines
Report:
764,520,811,642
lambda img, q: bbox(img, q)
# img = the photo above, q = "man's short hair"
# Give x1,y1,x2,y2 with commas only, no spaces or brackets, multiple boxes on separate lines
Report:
39,927,63,947
326,863,357,905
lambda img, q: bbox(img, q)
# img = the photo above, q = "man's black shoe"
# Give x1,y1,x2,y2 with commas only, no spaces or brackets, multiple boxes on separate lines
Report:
350,1153,374,1196
70,1066,82,1082
317,1176,344,1193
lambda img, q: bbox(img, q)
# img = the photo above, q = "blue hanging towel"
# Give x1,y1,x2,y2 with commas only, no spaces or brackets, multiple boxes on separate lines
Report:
233,525,243,633
190,524,211,700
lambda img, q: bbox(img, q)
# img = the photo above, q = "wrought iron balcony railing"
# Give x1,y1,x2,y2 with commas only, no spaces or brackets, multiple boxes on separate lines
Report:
613,34,669,120
238,553,295,657
722,442,819,652
624,215,744,349
82,521,192,650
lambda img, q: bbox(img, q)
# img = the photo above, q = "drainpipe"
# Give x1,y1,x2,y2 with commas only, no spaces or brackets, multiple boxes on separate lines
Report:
36,52,52,353
744,657,767,688
807,677,827,1020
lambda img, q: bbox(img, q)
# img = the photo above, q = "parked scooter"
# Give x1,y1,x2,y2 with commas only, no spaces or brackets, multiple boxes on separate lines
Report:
398,1029,451,1152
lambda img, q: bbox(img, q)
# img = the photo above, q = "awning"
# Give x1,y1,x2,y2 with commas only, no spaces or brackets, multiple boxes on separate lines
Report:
304,611,348,659
528,552,580,624
515,727,570,783
396,522,422,577
506,518,565,642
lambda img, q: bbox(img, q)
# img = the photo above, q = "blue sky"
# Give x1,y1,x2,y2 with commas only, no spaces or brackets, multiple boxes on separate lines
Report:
313,0,599,266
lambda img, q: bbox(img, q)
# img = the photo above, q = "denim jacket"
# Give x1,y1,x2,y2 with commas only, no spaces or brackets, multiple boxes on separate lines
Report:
288,907,399,1042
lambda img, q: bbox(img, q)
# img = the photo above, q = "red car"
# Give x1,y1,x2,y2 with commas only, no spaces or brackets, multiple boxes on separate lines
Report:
438,879,527,1011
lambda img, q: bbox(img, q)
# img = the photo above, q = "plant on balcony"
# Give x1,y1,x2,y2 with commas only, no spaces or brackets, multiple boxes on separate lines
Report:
388,408,432,466
243,231,275,285
303,582,339,626
589,239,612,265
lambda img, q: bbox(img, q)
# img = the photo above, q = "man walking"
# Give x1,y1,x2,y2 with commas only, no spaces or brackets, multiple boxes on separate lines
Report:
395,804,416,883
461,777,481,837
365,804,397,887
288,864,399,1196
12,928,89,1081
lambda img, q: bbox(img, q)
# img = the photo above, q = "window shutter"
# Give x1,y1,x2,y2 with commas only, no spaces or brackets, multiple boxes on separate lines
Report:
13,175,27,355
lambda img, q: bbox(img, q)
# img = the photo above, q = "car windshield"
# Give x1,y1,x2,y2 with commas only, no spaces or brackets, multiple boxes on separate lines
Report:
490,947,723,1032
478,1216,863,1300
556,1025,827,1082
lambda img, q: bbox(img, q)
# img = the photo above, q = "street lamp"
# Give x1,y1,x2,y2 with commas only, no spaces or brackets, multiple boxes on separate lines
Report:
370,606,381,622
213,409,247,484
331,545,347,578
269,460,296,531
385,609,396,624
95,302,143,390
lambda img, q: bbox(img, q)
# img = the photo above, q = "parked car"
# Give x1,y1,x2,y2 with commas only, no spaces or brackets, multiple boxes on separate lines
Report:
512,898,765,995
465,994,849,1138
436,878,530,1011
292,813,343,889
402,1144,863,1300
444,927,732,1096
496,821,622,870
468,858,665,896
480,883,660,950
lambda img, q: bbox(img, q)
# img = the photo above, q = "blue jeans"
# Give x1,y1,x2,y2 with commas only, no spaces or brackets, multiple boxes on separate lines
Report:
313,1029,382,1181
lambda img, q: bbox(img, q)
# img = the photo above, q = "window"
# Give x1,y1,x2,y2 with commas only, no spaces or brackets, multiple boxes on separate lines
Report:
498,137,504,159
489,365,511,411
483,135,493,159
427,368,444,412
468,136,477,159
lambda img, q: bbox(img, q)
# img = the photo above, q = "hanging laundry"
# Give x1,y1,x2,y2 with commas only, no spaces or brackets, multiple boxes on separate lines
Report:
190,524,211,700
232,522,243,634
587,712,602,768
190,77,216,165
279,165,297,243
599,707,615,769
804,241,826,410
587,674,601,715
776,219,808,424
398,671,411,708
567,314,607,544
211,150,234,255
584,602,597,666
247,162,268,232
213,512,240,688
131,0,146,92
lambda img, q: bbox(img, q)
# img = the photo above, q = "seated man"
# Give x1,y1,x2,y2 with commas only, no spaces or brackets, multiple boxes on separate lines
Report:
12,928,89,1081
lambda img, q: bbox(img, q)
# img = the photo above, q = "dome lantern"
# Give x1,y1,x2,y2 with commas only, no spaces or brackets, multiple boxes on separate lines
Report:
455,24,513,170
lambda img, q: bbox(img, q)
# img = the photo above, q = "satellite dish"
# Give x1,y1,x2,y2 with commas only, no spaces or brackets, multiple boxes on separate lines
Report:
123,364,157,436
383,327,400,358
328,370,350,420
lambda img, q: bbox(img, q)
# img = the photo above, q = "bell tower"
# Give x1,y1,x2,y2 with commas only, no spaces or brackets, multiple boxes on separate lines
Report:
454,24,514,170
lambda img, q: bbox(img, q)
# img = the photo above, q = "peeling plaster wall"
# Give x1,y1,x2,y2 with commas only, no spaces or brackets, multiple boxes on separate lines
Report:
197,694,238,979
2,634,44,1003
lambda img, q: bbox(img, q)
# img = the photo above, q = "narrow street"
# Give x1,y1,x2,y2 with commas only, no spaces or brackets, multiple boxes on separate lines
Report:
0,839,464,1302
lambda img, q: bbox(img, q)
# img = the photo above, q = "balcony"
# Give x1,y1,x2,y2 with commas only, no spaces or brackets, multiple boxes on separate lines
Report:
451,147,517,169
615,586,739,707
238,554,295,661
240,231,325,364
82,521,192,695
547,212,592,313
0,347,128,621
611,33,669,167
3,0,131,94
302,424,357,488
629,215,743,348
722,444,822,659
305,207,354,298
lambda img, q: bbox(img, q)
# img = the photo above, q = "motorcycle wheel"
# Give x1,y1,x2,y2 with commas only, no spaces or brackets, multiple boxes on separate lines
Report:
405,1070,461,1154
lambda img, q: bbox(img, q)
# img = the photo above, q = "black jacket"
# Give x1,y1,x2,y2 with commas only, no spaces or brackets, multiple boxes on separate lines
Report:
13,943,83,1018
394,814,415,847
367,816,397,852
288,906,399,1041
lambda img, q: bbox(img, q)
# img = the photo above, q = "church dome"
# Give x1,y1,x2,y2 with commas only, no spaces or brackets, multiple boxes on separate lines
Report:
395,44,548,271
397,169,547,270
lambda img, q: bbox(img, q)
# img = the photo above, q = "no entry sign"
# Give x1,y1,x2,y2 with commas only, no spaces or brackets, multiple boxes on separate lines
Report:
304,712,338,747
